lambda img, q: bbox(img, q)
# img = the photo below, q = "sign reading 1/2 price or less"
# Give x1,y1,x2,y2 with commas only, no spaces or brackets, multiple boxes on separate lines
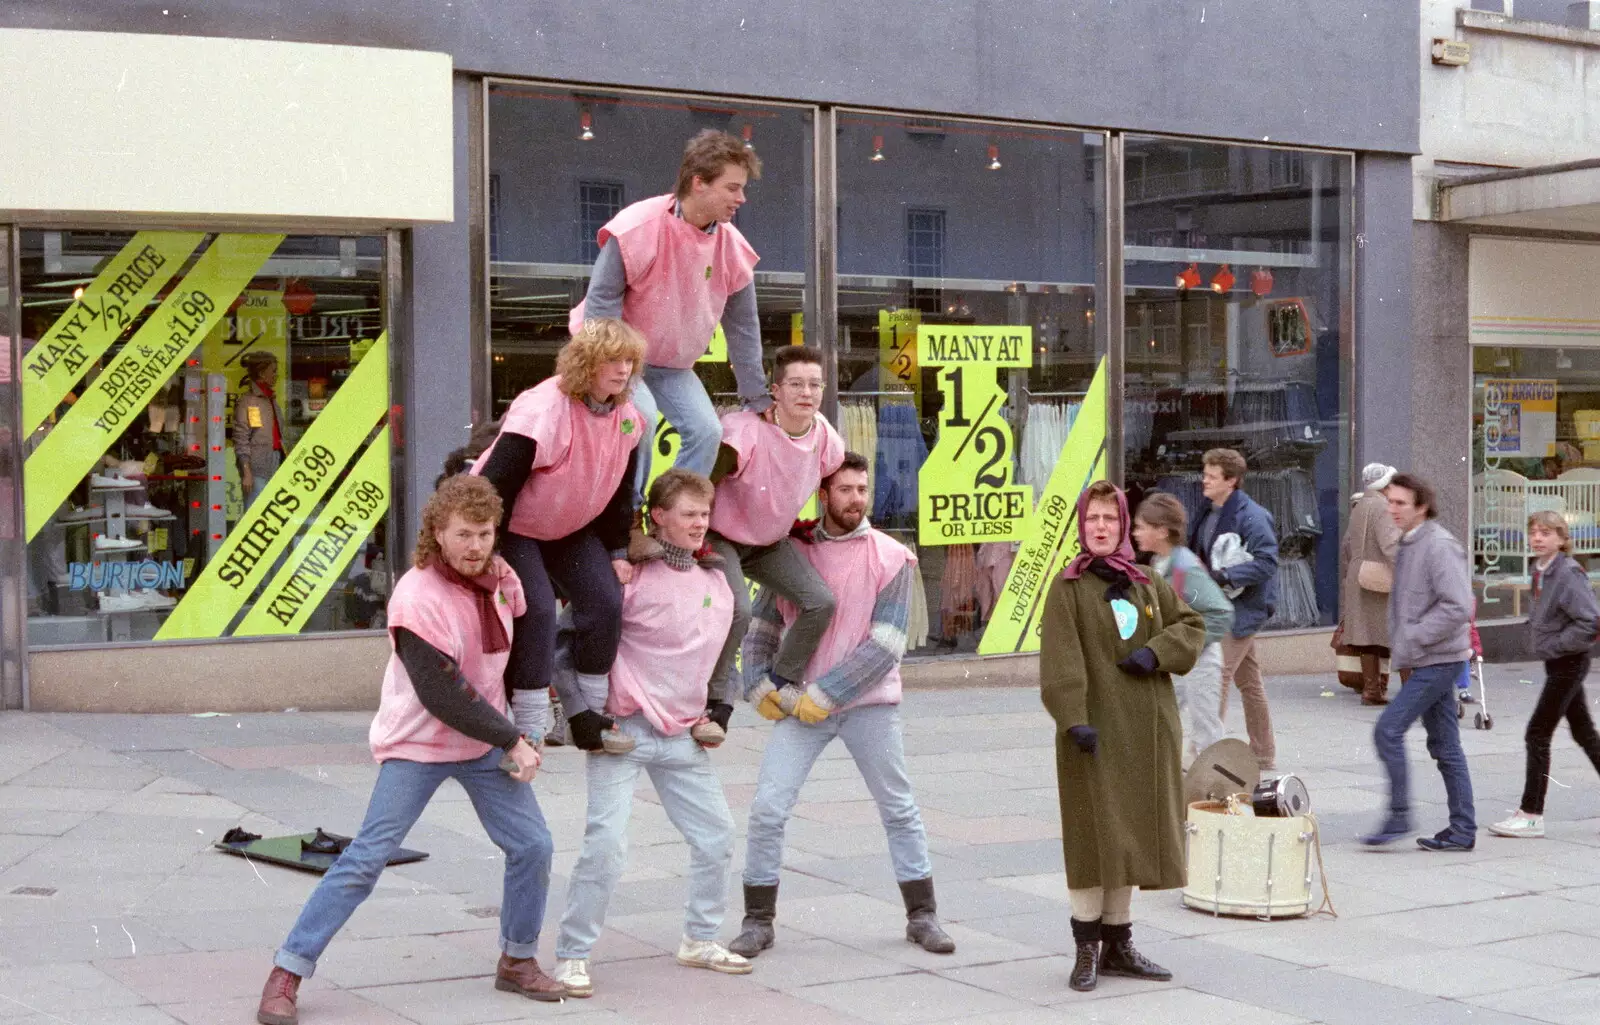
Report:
916,326,1033,546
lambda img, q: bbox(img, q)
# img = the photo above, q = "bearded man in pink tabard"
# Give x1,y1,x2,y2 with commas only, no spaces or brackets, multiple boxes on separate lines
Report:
569,128,769,524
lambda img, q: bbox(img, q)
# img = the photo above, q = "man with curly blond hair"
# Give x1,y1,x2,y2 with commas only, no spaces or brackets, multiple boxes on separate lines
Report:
258,475,564,1025
473,318,647,756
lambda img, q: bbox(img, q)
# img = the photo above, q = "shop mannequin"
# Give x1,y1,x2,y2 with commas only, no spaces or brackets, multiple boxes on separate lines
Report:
234,350,285,506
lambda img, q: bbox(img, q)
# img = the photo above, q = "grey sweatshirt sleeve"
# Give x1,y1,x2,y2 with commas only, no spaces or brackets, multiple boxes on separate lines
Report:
581,237,627,321
721,283,771,411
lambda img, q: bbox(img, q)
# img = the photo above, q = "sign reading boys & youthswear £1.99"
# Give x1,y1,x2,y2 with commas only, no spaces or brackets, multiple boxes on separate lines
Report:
915,325,1033,546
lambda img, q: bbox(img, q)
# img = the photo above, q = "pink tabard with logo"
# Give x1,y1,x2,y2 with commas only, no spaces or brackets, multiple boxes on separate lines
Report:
606,560,735,736
711,411,846,547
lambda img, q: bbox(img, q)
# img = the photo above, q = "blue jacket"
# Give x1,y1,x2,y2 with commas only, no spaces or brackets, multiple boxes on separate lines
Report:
1189,489,1279,638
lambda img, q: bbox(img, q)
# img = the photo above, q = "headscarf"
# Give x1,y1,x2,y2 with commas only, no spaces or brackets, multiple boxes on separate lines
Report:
1061,483,1150,586
432,559,511,654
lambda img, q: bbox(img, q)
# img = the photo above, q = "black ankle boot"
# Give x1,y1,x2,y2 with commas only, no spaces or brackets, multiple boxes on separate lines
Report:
1069,917,1101,991
898,876,956,953
728,883,777,958
1098,922,1171,981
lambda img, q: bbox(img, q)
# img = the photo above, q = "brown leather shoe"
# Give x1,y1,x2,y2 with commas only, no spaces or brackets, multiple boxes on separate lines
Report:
495,954,566,1002
257,965,301,1025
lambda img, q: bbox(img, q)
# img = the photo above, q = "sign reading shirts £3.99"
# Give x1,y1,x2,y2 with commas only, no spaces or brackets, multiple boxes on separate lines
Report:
21,231,206,437
155,333,390,640
24,234,285,541
978,357,1108,655
916,325,1033,546
232,427,390,636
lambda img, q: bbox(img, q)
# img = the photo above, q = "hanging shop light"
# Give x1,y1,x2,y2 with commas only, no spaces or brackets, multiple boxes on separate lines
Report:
1251,267,1274,297
871,134,886,162
1494,351,1512,369
579,110,594,141
742,124,754,150
1210,263,1235,294
1558,348,1574,370
987,145,1002,171
1175,263,1201,291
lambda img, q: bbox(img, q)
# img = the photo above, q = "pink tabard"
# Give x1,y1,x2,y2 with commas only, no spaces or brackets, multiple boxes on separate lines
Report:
777,529,913,710
470,377,643,540
369,556,526,763
568,195,759,369
606,560,735,735
711,411,846,547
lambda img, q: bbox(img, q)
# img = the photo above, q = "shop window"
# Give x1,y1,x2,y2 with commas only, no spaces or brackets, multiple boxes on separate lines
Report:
487,83,813,416
1122,138,1353,631
18,231,391,646
0,228,22,702
837,115,1106,656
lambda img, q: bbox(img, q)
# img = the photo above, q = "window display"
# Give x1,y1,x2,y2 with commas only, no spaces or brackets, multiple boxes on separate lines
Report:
1121,138,1353,630
19,231,391,644
1,227,22,701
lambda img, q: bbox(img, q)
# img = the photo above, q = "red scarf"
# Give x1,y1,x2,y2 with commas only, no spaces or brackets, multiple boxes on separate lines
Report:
432,560,510,654
257,381,283,452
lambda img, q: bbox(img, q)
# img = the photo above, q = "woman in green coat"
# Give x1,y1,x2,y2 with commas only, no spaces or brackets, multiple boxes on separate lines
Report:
1041,480,1205,993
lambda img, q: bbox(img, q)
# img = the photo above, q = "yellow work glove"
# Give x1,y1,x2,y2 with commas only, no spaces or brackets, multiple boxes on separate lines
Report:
794,684,834,725
751,680,788,721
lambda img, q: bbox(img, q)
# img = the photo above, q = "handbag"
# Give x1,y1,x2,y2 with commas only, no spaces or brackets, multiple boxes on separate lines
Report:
1357,559,1393,594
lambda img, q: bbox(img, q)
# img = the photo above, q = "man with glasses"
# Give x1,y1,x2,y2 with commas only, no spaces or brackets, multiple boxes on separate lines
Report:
703,346,844,719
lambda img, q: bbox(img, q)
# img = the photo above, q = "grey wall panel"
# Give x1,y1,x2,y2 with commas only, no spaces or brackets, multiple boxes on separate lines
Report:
403,74,477,553
1410,220,1471,545
0,0,1419,154
1354,153,1417,490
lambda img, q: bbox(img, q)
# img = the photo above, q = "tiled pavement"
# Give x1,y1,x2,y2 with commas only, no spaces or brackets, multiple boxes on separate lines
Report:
4,663,1600,1024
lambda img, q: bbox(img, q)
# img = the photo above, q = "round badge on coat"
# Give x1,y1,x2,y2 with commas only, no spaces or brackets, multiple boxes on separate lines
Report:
1110,598,1139,640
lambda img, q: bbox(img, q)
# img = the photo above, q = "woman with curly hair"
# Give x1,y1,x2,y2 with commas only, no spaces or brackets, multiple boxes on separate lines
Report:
473,318,647,757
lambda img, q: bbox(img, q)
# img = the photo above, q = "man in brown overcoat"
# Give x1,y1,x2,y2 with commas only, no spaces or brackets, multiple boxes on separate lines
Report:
1339,463,1401,704
1040,481,1205,994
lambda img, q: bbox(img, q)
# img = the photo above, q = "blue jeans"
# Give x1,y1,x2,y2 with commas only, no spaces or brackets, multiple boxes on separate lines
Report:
632,365,721,504
744,703,933,887
1374,661,1477,842
275,750,553,977
556,715,735,959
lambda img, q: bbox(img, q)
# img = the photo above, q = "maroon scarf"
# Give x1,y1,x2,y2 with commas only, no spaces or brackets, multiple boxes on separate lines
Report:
1061,483,1151,584
432,560,511,654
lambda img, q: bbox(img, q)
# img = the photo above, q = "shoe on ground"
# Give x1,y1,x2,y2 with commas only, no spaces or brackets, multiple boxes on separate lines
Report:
676,937,753,974
256,965,301,1025
1488,813,1545,839
1459,692,1479,704
494,953,565,1001
1360,817,1410,846
1417,830,1475,852
690,720,726,746
553,957,593,997
600,729,637,755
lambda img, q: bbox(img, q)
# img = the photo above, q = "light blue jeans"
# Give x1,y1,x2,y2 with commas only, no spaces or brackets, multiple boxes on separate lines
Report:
556,715,736,959
632,365,721,503
744,703,933,887
275,750,553,977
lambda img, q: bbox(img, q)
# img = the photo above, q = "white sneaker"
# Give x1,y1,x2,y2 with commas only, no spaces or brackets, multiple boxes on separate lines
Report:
123,503,170,519
58,505,104,523
676,937,753,975
129,589,175,610
89,474,140,490
98,594,144,613
553,957,592,997
93,536,143,552
1488,813,1545,838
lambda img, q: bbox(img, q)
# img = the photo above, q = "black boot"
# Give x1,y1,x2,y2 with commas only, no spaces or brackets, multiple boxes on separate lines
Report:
728,883,777,958
1069,917,1100,992
1098,922,1171,981
898,876,956,953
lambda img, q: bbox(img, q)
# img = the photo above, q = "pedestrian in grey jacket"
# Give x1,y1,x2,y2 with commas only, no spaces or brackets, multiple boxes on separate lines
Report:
1488,510,1600,840
1362,473,1477,851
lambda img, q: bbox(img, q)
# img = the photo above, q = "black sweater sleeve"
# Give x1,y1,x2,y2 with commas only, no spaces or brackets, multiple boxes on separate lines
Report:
394,628,522,750
595,448,638,554
478,433,536,531
710,442,740,484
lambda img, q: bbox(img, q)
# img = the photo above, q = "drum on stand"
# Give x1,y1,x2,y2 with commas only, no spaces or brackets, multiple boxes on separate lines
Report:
1182,800,1315,919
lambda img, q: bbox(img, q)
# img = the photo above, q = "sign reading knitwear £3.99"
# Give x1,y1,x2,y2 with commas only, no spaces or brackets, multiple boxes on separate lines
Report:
155,333,390,640
916,326,1033,546
24,234,285,541
233,428,390,636
977,358,1108,656
21,231,206,436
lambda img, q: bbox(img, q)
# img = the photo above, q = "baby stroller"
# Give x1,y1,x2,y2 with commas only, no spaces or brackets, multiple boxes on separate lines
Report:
1458,621,1493,730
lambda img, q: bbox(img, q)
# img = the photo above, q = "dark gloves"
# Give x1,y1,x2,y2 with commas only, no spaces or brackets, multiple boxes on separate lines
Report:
566,710,614,752
1067,725,1098,754
705,701,733,731
1117,646,1160,677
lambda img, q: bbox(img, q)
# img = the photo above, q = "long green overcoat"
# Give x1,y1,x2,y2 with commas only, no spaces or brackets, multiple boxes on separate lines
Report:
1040,570,1205,890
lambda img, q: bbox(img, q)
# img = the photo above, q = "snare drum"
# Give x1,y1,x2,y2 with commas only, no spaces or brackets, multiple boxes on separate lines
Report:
1182,800,1314,919
1251,774,1310,818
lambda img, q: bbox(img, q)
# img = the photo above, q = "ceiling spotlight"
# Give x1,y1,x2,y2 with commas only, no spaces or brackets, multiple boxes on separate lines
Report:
1251,267,1274,297
871,134,885,162
987,145,1002,171
1558,348,1573,370
1494,352,1512,369
72,286,85,300
579,110,594,141
1175,263,1201,291
1210,263,1235,294
742,124,754,150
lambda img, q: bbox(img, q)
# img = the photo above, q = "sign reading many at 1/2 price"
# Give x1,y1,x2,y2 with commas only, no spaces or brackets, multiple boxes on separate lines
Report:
915,325,1033,546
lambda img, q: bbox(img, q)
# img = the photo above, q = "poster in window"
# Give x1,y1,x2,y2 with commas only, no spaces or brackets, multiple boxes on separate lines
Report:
1266,298,1312,357
1484,378,1558,458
